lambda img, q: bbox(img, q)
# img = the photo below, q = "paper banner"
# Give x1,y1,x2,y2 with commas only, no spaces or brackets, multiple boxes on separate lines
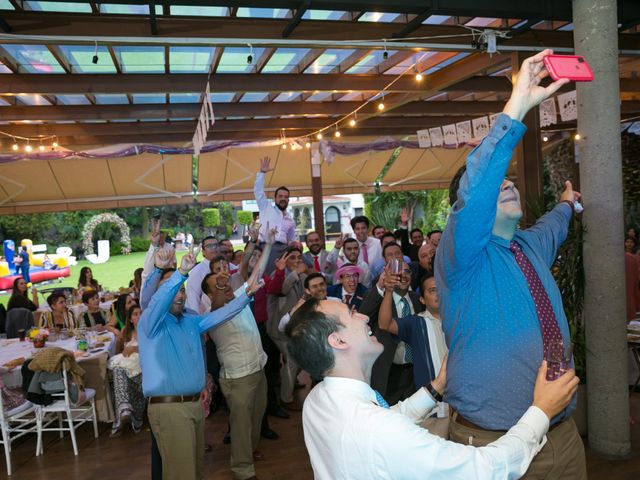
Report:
455,120,472,144
472,116,490,139
539,97,557,127
202,102,210,127
557,90,577,122
442,124,458,146
417,129,431,148
489,113,501,127
428,127,444,147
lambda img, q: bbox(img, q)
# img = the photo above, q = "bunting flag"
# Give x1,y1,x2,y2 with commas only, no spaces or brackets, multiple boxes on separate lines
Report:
442,124,458,146
417,129,432,148
428,127,444,147
455,120,472,144
557,90,577,122
539,98,558,127
472,116,490,140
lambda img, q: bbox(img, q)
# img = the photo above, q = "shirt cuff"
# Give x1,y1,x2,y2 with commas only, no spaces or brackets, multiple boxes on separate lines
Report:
376,285,385,297
489,114,527,150
410,385,437,412
518,406,550,443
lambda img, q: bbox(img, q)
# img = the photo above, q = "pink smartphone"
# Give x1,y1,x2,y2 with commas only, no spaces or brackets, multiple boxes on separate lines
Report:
543,55,594,82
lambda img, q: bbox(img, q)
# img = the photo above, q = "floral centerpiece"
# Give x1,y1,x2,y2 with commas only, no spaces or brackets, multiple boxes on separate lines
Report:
28,328,50,348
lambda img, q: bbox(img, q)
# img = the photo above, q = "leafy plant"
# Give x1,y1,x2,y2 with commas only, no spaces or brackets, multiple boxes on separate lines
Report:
236,210,253,226
202,208,221,229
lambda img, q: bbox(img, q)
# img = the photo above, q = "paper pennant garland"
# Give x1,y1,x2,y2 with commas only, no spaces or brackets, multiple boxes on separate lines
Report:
192,81,216,154
455,120,472,144
442,124,458,146
417,129,432,148
539,98,557,127
428,127,444,147
472,116,490,139
557,90,577,122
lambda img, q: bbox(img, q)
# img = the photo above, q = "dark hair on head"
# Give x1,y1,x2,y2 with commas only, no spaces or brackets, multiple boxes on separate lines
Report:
419,272,436,294
115,293,130,325
201,272,215,296
304,272,326,290
626,235,638,252
121,304,141,344
350,215,370,230
410,228,423,238
275,186,290,197
286,245,303,255
449,164,467,206
342,237,358,248
78,266,99,289
201,235,218,248
133,267,143,288
382,242,401,258
12,277,27,297
46,291,66,307
306,231,320,241
380,231,395,245
81,289,99,304
427,229,442,238
160,268,176,280
285,298,344,378
372,225,385,233
232,250,243,262
209,255,227,270
219,238,231,245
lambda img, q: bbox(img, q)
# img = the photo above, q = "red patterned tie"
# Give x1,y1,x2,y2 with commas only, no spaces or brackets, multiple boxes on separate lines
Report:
313,255,321,272
509,240,564,380
344,294,352,306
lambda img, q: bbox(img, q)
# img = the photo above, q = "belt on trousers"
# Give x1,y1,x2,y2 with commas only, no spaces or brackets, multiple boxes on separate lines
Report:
453,410,565,433
148,394,200,404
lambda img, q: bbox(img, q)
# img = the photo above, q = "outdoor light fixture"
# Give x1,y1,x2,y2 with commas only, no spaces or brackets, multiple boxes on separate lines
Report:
92,41,99,64
247,44,254,65
25,143,32,153
349,118,356,127
282,143,287,149
39,144,45,151
542,135,549,142
382,40,388,59
11,138,17,151
52,140,59,148
574,133,581,140
316,133,323,140
334,129,341,138
378,102,385,111
305,141,311,148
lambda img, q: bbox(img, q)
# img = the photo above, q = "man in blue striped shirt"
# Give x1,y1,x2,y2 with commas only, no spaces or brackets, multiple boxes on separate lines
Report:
436,50,587,477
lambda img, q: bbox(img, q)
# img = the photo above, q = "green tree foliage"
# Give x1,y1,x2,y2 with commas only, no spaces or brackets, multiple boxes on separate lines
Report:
236,210,253,226
364,190,449,232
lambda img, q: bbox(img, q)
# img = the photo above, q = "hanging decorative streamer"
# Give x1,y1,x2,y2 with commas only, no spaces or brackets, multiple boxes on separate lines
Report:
472,116,490,140
416,129,431,148
455,120,472,144
442,124,458,146
428,127,444,147
557,90,577,122
539,97,558,127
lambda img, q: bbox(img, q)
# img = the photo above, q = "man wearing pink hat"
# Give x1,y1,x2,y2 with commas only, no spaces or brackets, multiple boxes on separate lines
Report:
327,264,367,311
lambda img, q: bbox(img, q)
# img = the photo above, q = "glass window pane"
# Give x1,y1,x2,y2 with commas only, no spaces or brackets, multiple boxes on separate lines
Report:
217,47,265,73
209,93,235,103
2,45,64,73
132,94,166,104
99,4,149,15
25,1,92,13
304,49,356,74
236,8,289,18
169,93,201,104
113,46,164,73
95,94,129,105
274,92,301,102
16,94,51,106
239,92,270,103
0,62,12,73
423,15,450,24
346,50,397,74
302,10,348,20
358,12,401,23
170,6,228,16
56,94,91,105
0,0,15,9
58,45,116,73
306,92,333,102
170,47,216,73
262,48,310,74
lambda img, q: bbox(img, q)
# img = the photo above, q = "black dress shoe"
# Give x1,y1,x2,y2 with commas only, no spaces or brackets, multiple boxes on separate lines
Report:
261,428,279,440
268,406,290,419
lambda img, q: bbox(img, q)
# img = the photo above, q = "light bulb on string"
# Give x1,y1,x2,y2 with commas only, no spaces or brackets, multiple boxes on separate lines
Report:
282,143,287,150
11,138,18,151
316,133,323,140
52,140,59,148
378,102,385,111
25,143,32,153
574,133,581,140
542,135,549,142
334,125,341,138
349,117,357,127
305,141,311,149
415,72,423,82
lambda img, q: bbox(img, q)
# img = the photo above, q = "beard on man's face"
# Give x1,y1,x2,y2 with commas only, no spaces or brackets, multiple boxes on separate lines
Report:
277,200,288,211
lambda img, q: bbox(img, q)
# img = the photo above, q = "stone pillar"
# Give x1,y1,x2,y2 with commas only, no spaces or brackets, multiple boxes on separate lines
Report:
573,0,631,457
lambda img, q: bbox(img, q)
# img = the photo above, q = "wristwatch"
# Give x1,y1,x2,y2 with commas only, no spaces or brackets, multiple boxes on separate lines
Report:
425,382,443,403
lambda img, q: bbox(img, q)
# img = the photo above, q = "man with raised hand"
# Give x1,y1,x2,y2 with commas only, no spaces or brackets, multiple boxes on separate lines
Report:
436,49,586,477
285,298,579,479
139,243,263,480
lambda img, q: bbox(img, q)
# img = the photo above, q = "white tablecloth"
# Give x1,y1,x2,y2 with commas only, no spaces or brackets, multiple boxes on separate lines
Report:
37,299,115,317
0,332,116,387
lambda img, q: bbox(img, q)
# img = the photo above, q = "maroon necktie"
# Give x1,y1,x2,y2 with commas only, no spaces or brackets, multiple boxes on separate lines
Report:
509,240,564,380
313,255,321,272
361,242,369,264
344,294,352,305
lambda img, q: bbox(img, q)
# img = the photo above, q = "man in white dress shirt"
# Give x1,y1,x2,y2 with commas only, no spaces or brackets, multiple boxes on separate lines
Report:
185,235,219,313
350,215,382,266
284,298,579,480
254,156,297,273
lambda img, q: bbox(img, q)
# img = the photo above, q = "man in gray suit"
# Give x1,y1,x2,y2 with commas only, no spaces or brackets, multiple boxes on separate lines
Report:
302,231,334,284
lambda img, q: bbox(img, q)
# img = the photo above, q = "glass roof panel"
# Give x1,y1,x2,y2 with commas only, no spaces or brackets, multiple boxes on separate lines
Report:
170,93,201,104
338,92,374,102
302,10,348,20
0,0,15,9
558,23,574,31
113,46,164,73
346,50,398,74
132,94,166,104
170,6,228,16
209,92,235,103
217,47,266,73
423,15,451,24
305,92,333,102
170,47,216,73
274,92,301,102
358,12,401,23
95,94,129,105
239,92,270,103
262,48,310,74
465,17,498,27
236,8,289,19
99,4,150,15
25,1,92,13
56,95,91,105
423,52,470,75
0,98,11,106
16,94,51,106
0,63,11,73
2,45,64,73
58,45,117,73
304,49,356,74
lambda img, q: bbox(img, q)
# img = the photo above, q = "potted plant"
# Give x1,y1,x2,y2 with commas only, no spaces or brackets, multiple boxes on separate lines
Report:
237,210,254,243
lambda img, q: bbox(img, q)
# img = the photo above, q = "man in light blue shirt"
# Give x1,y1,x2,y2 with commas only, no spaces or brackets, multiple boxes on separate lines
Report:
139,247,262,480
436,50,586,477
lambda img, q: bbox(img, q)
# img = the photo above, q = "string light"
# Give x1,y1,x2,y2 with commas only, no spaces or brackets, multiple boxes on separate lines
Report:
52,140,59,148
574,133,581,140
415,72,423,81
542,135,549,142
281,143,288,149
316,133,323,140
24,143,32,153
378,102,385,111
39,144,45,151
11,138,18,151
349,116,357,127
334,125,341,138
305,141,311,148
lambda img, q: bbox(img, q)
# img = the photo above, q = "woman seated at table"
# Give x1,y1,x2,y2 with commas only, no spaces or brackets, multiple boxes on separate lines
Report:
129,267,143,300
77,266,101,292
7,278,39,312
39,291,76,330
79,290,118,334
108,305,143,437
113,293,138,330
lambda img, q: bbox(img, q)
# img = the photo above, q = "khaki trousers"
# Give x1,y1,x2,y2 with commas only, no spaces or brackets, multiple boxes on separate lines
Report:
148,399,204,480
450,415,587,479
219,369,268,480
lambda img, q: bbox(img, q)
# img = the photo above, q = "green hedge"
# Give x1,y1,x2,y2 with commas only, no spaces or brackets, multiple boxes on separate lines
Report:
236,210,253,226
130,236,151,252
202,208,221,228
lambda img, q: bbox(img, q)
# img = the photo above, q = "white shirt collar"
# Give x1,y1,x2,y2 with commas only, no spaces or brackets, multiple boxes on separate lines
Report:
322,376,377,404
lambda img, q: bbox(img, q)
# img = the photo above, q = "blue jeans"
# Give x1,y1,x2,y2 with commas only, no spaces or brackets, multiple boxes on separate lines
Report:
20,265,30,283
